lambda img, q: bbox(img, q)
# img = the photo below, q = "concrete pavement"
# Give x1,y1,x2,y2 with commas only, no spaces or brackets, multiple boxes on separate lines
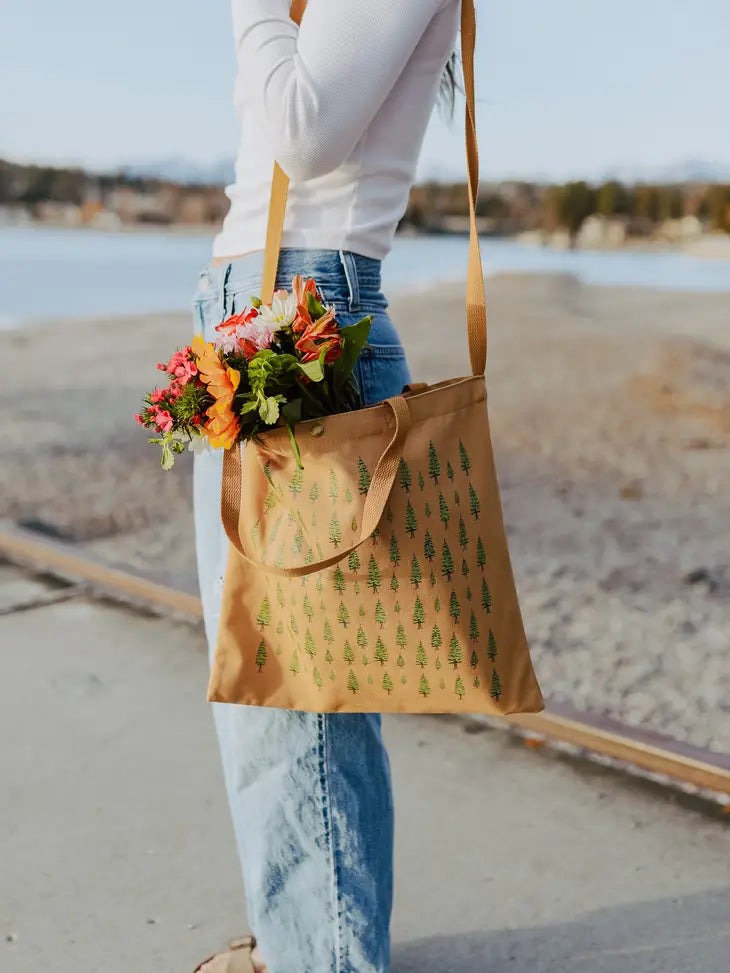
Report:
1,562,728,973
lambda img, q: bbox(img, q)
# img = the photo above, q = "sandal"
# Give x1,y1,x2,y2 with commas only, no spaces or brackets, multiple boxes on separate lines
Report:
193,934,259,973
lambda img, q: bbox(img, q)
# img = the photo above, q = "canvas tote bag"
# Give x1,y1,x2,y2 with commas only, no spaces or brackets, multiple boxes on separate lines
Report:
208,0,544,716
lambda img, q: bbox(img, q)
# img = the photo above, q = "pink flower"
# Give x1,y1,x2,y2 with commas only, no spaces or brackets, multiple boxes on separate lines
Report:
150,407,174,433
149,388,166,404
134,412,146,426
165,348,198,384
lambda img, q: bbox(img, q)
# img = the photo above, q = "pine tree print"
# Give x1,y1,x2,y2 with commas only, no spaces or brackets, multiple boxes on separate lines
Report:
304,630,317,659
303,549,314,570
276,620,284,636
372,525,381,545
313,667,323,690
424,501,432,519
431,623,443,650
439,677,446,690
468,483,480,520
449,591,462,624
469,610,480,642
367,673,374,686
390,574,399,594
394,599,401,613
289,468,304,497
416,642,428,668
315,574,324,593
348,549,361,574
455,676,466,700
397,654,405,668
289,650,300,675
448,634,463,669
466,585,472,602
481,578,492,614
289,613,299,636
356,625,368,650
353,581,361,595
423,530,435,563
255,640,267,672
264,492,278,512
311,512,318,528
419,674,431,697
412,596,425,629
401,673,408,685
374,600,386,628
434,656,442,671
333,566,346,593
434,595,441,613
303,594,314,622
357,457,371,494
275,644,283,656
309,482,319,502
398,457,412,492
345,486,353,504
256,595,271,630
274,542,286,569
441,540,455,582
389,534,401,568
337,601,351,628
410,554,422,589
328,512,342,548
330,670,336,681
351,516,358,534
459,439,471,476
362,653,370,666
454,490,461,507
429,568,437,586
374,637,388,665
461,558,470,579
358,605,366,617
293,525,304,553
447,460,455,481
328,469,338,501
270,514,283,543
276,582,285,608
488,629,497,661
490,668,502,700
366,555,382,593
476,536,486,571
470,650,479,669
250,520,261,546
383,672,394,695
348,669,360,694
396,624,407,652
325,648,333,663
439,493,450,528
323,619,334,645
343,640,355,663
428,441,441,484
418,471,425,491
458,516,469,551
474,675,480,688
405,500,417,538
385,506,393,523
262,460,274,486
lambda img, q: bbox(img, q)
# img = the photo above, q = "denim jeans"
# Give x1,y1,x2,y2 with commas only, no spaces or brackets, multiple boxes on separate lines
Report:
192,248,412,973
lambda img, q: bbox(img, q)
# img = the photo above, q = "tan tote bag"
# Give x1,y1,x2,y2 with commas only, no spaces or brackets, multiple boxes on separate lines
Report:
208,0,544,716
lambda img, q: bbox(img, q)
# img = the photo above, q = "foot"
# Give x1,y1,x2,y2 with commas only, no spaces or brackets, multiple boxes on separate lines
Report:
196,941,268,973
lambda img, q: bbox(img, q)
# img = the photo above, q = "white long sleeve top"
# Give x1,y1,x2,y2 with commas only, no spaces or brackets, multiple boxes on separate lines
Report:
213,0,460,261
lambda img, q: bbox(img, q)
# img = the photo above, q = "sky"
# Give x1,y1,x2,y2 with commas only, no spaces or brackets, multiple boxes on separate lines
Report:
1,0,729,182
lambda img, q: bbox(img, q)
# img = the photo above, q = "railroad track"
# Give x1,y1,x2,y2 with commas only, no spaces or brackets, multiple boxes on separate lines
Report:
2,521,728,801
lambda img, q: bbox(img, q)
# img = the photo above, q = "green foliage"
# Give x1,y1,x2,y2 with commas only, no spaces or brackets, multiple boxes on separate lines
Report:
470,650,479,669
348,669,360,694
309,482,320,502
366,554,382,593
469,610,480,642
449,591,461,624
337,601,351,628
419,674,431,697
428,441,440,483
448,634,463,669
455,676,465,699
383,672,394,695
446,460,455,481
255,640,267,672
417,471,425,491
410,554,422,588
333,566,346,593
289,468,304,497
328,512,342,548
481,578,492,613
313,667,323,689
468,483,480,520
348,549,361,573
289,650,300,674
390,574,400,594
476,536,486,571
256,595,271,629
416,642,428,668
405,500,417,538
490,668,502,700
357,457,371,494
423,530,436,562
304,629,317,658
434,595,441,613
458,516,468,551
397,654,405,668
441,540,454,582
343,640,355,663
458,439,471,476
328,468,338,501
488,629,497,661
398,457,412,492
412,596,425,629
431,623,442,650
356,625,368,649
389,533,401,567
323,619,334,643
374,636,389,665
292,525,304,553
396,624,407,649
424,501,432,519
461,558,470,578
438,492,450,527
302,594,314,621
289,612,299,636
434,656,442,671
324,648,333,663
374,600,386,628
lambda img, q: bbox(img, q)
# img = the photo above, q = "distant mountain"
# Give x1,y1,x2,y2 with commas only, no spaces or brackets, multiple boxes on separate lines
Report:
116,157,235,186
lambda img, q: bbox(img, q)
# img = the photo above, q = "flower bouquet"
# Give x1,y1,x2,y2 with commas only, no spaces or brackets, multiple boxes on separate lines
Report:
135,275,372,469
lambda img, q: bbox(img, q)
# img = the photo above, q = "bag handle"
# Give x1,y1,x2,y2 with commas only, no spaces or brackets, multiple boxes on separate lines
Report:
261,0,487,376
221,395,411,578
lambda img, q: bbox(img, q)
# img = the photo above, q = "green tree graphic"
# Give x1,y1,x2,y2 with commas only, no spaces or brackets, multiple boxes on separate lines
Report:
276,620,284,636
396,624,407,651
431,623,442,650
490,668,502,700
419,674,431,697
465,585,472,602
315,575,324,594
348,670,360,694
343,640,355,663
366,554,382,593
264,491,278,512
323,619,334,644
397,654,405,668
293,525,304,553
276,582,285,608
398,457,412,493
410,554,422,589
311,512,318,527
256,595,271,630
454,490,461,507
439,678,446,690
348,549,361,574
434,595,441,613
374,637,389,665
371,525,381,545
401,673,408,685
394,599,401,613
424,501,432,519
476,536,486,571
383,672,394,695
304,630,317,659
289,650,300,675
374,600,386,628
439,493,450,528
434,656,442,671
390,574,399,594
354,581,361,595
458,516,469,551
461,558,470,578
416,642,428,668
459,439,471,476
441,541,455,582
325,648,333,663
313,667,323,690
362,653,370,666
429,569,437,587
328,468,338,501
473,675,480,688
389,534,401,568
345,486,353,504
356,625,368,650
302,594,314,622
255,640,267,672
337,601,351,628
488,629,497,661
455,676,466,700
449,591,461,624
367,674,374,686
289,612,299,636
418,471,425,491
357,457,371,494
469,610,480,642
333,566,346,593
330,670,336,681
423,530,435,563
412,596,425,629
309,482,319,502
358,605,366,617
329,512,342,548
405,500,417,538
385,506,393,523
468,483,480,520
448,634,463,669
446,460,455,481
470,650,479,669
428,441,441,483
351,516,358,534
289,468,304,497
481,578,492,614
262,460,274,485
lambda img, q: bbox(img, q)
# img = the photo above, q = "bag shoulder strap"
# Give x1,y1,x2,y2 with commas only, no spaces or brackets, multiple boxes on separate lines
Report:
261,0,487,376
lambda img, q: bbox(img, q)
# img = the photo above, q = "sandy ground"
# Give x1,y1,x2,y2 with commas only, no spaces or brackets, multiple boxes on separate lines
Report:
1,273,729,750
1,565,728,973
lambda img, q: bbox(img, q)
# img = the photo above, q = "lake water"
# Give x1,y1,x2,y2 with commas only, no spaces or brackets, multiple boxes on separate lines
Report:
1,224,729,328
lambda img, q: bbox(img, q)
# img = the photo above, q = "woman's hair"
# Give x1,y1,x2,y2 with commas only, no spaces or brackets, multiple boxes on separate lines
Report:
438,51,459,119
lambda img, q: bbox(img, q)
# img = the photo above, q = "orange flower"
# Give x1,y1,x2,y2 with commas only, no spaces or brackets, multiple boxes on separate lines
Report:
294,304,342,363
191,334,241,449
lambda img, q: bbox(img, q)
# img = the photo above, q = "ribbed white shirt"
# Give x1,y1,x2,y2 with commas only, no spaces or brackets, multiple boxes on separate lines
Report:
213,0,460,260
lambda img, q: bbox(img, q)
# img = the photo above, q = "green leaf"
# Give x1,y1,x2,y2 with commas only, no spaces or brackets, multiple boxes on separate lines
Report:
285,423,303,469
332,315,372,396
281,398,303,424
297,358,325,383
305,291,326,319
161,445,175,470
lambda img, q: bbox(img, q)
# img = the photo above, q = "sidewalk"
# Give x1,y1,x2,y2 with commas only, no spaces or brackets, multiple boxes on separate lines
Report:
1,562,728,973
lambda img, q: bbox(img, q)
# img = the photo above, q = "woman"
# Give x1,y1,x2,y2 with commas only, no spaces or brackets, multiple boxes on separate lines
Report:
193,1,462,970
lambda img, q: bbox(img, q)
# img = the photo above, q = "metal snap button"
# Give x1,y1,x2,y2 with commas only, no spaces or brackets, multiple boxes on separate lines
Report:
311,423,325,438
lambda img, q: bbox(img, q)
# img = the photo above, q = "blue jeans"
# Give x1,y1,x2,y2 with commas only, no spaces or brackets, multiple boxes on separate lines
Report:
192,248,412,973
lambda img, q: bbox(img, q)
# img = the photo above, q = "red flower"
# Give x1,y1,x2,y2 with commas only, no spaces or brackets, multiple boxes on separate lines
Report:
294,304,343,364
216,307,258,335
